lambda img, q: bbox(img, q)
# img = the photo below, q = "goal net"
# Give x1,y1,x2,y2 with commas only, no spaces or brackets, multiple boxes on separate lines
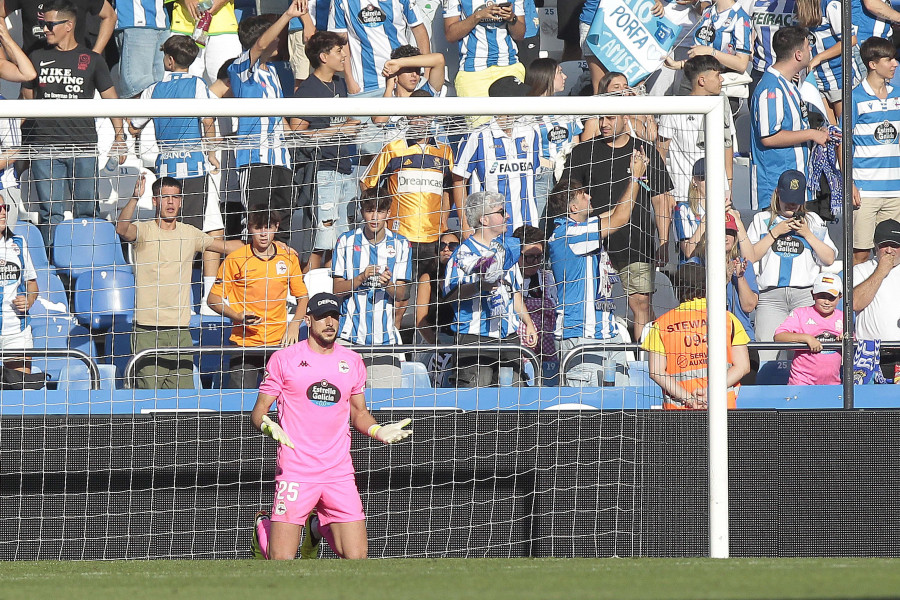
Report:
0,93,728,559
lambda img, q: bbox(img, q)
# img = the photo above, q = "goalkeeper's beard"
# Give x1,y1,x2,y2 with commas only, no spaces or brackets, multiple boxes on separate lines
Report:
309,326,338,348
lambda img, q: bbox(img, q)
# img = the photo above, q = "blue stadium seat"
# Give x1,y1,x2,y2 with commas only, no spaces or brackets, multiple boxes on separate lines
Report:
756,360,792,385
29,267,70,316
190,314,230,389
73,267,135,331
16,221,49,269
52,218,127,281
30,313,97,357
401,360,431,389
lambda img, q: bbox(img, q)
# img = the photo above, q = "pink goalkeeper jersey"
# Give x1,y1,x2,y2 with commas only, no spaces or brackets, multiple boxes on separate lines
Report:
774,305,843,386
259,340,367,482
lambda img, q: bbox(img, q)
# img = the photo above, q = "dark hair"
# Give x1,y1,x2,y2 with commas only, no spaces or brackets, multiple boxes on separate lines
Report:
247,204,282,229
512,224,545,248
525,57,559,97
45,0,77,23
772,26,811,62
237,14,278,50
598,71,627,94
152,176,183,196
548,177,586,221
860,37,896,72
409,89,432,98
674,263,707,303
217,57,237,82
390,44,421,60
161,35,200,69
359,188,392,213
306,31,347,69
683,55,722,86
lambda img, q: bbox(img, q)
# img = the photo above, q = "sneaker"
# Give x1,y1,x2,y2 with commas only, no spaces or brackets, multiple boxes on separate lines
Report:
251,511,270,560
299,510,321,559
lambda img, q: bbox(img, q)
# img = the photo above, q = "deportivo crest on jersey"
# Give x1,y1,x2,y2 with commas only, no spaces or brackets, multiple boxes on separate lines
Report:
339,360,350,373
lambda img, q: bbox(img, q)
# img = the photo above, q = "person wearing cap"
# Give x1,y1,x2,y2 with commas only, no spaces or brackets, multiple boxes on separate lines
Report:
740,169,836,360
657,55,734,207
207,205,309,389
443,0,526,99
673,158,708,266
641,263,751,409
774,273,844,385
559,108,674,342
749,26,835,211
452,75,542,237
850,37,900,266
250,291,413,561
853,218,900,377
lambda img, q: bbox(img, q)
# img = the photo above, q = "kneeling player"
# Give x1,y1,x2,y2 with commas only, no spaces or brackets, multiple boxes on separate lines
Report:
250,293,412,559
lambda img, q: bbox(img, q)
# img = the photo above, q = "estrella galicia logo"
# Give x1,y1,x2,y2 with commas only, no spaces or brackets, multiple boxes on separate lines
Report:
655,22,675,44
358,4,387,26
308,379,341,407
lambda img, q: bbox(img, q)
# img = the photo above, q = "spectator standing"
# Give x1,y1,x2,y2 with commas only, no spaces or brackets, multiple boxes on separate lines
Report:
513,224,557,375
114,0,168,98
329,0,429,95
169,0,241,84
130,35,225,313
452,75,541,235
228,4,310,243
21,0,126,246
561,112,674,342
443,0,525,98
852,0,900,55
665,0,751,77
749,26,832,211
291,30,361,270
580,72,656,144
774,272,843,385
376,44,445,102
547,156,642,387
0,204,38,374
853,218,900,378
739,169,836,360
116,175,240,389
207,206,309,388
746,0,797,95
641,263,751,409
1,0,115,55
850,37,900,266
798,0,854,119
443,191,537,387
416,231,458,345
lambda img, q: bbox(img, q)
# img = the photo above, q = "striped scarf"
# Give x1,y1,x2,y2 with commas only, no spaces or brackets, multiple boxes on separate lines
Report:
807,124,843,216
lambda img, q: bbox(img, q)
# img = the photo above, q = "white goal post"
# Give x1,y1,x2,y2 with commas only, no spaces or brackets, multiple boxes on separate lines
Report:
0,94,728,558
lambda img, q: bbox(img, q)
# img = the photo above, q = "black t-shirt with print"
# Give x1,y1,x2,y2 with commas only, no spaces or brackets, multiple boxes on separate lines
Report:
294,74,353,174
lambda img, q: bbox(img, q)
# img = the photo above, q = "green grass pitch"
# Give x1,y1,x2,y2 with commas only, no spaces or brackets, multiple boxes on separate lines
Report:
1,558,899,600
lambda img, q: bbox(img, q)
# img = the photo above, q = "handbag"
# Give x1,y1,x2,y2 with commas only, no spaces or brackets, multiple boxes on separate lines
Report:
721,72,752,99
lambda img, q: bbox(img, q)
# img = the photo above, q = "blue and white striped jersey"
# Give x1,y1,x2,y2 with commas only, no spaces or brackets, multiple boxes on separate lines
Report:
673,202,705,265
536,116,582,162
115,0,168,29
330,0,423,92
136,72,216,179
811,0,854,93
853,0,893,44
453,119,541,232
443,0,524,71
228,50,291,169
442,235,522,339
851,80,900,198
749,0,797,73
693,4,752,58
0,235,36,335
290,0,326,30
746,211,836,289
333,228,412,345
750,67,810,210
547,217,620,340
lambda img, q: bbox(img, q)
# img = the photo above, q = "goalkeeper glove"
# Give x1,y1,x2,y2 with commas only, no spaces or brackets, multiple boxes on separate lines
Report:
368,418,412,444
261,415,295,448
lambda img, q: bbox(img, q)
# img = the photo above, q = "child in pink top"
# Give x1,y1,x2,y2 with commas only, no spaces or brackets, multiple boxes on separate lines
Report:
773,273,843,385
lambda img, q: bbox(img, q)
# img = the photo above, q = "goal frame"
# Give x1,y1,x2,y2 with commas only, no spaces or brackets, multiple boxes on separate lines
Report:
0,94,729,558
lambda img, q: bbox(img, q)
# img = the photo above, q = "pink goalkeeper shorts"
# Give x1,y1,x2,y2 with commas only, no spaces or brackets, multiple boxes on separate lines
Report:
270,478,365,527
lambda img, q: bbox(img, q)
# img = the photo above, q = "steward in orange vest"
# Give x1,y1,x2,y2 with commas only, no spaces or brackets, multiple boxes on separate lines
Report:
642,264,751,409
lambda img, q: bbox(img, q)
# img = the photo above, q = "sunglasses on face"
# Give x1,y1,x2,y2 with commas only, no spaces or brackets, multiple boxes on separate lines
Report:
42,19,70,29
0,204,8,212
440,241,460,251
486,208,507,218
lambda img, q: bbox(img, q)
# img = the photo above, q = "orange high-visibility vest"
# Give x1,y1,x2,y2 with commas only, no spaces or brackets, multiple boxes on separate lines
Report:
655,306,739,410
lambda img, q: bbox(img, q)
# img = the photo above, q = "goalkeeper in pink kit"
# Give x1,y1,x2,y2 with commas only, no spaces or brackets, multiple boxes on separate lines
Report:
250,292,412,560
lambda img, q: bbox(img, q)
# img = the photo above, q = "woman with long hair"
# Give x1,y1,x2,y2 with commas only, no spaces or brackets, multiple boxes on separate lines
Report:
581,72,657,142
796,0,856,120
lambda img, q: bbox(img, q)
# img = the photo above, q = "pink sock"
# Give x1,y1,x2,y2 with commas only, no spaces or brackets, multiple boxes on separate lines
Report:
318,521,341,558
256,517,271,560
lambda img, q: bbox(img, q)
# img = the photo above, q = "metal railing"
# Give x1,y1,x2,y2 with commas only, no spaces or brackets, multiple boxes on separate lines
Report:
123,343,543,389
0,349,100,390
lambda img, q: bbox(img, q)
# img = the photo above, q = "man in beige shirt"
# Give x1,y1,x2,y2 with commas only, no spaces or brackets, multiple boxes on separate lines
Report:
117,175,241,389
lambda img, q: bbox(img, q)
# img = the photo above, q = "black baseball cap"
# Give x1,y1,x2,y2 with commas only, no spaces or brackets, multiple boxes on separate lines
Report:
874,219,900,246
488,76,528,98
692,158,705,179
307,293,342,318
776,169,807,205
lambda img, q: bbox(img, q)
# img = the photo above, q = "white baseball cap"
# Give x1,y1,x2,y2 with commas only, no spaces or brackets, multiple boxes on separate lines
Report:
812,273,842,297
